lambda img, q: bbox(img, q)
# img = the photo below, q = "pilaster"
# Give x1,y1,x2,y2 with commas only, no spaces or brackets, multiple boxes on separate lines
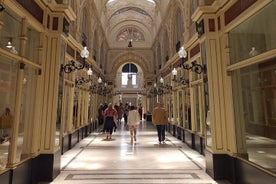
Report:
39,10,67,153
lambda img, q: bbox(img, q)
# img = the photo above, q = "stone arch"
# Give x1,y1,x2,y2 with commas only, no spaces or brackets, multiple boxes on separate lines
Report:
111,53,149,76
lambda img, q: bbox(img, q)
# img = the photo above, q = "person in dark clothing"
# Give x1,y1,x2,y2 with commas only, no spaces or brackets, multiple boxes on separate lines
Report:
103,102,108,112
103,103,117,140
123,103,129,124
138,104,143,120
100,102,108,133
117,103,124,125
98,104,104,125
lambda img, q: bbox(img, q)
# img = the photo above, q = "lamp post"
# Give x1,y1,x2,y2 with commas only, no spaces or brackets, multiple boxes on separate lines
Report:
159,76,164,84
148,76,172,101
62,46,90,73
178,46,187,59
178,46,206,74
128,39,133,48
97,76,102,84
171,68,189,85
75,67,93,85
80,46,89,59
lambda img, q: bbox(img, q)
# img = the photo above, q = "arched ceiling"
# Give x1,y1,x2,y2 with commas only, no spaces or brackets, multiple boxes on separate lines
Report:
93,0,171,49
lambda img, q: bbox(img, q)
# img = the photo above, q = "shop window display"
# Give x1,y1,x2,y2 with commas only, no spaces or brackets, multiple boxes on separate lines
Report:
229,1,276,64
0,56,18,170
229,1,276,174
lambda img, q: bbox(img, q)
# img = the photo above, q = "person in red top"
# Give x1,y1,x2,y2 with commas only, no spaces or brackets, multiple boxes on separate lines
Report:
103,103,117,140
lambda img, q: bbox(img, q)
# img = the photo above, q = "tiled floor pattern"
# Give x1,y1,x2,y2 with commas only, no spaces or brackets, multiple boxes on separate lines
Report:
61,169,214,184
48,122,230,184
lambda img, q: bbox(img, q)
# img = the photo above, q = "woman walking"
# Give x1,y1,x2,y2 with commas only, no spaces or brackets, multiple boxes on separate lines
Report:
103,103,117,140
117,103,124,125
127,105,140,142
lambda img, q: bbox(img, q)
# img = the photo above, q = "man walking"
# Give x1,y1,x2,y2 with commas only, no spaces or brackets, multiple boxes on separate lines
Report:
152,102,168,144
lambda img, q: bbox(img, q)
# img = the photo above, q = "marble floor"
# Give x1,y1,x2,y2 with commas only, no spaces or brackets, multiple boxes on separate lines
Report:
47,121,231,184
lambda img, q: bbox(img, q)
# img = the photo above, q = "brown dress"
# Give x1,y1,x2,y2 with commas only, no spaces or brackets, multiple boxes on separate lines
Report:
117,105,124,120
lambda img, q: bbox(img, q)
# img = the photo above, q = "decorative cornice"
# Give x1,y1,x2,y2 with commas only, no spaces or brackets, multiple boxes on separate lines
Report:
191,4,220,22
39,0,77,21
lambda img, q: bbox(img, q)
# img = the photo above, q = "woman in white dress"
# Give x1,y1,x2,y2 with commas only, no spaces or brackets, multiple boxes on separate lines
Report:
127,105,140,142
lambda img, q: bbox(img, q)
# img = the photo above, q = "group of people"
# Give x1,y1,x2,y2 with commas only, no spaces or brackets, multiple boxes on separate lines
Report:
97,102,136,140
97,101,168,144
0,102,168,145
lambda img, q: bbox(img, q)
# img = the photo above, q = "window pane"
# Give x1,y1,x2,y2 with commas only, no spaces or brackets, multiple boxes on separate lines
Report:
132,74,136,85
26,26,40,64
73,89,78,129
232,58,276,173
194,86,201,132
0,10,21,56
63,83,71,134
18,66,37,161
0,55,17,170
229,1,276,64
122,73,127,85
185,89,191,129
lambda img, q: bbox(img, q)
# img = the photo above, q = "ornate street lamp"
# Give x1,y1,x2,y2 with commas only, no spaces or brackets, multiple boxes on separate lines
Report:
171,68,189,85
178,46,206,74
75,67,93,85
61,46,90,73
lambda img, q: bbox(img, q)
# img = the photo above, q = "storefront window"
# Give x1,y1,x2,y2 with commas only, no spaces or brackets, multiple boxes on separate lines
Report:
191,84,205,134
63,83,71,134
178,90,184,127
73,88,78,129
79,90,85,126
55,40,67,148
229,1,276,64
232,58,276,173
165,95,169,121
204,81,211,147
185,88,191,129
0,10,21,56
0,55,17,170
26,26,40,64
56,80,62,147
169,96,173,122
194,86,201,132
18,66,37,161
88,93,92,124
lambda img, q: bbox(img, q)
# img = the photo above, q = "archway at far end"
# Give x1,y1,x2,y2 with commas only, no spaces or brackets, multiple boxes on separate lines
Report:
111,53,148,108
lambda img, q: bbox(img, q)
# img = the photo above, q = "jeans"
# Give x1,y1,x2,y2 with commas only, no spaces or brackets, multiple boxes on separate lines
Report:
156,125,166,142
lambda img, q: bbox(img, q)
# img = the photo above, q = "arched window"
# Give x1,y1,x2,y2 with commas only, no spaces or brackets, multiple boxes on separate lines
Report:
117,27,145,42
121,63,138,85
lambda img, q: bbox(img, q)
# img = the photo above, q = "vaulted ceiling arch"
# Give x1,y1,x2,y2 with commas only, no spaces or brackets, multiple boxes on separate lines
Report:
108,21,152,48
94,0,167,49
111,53,150,76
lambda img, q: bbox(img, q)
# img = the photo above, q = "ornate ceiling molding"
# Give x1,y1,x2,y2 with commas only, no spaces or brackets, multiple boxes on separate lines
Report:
95,0,168,48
